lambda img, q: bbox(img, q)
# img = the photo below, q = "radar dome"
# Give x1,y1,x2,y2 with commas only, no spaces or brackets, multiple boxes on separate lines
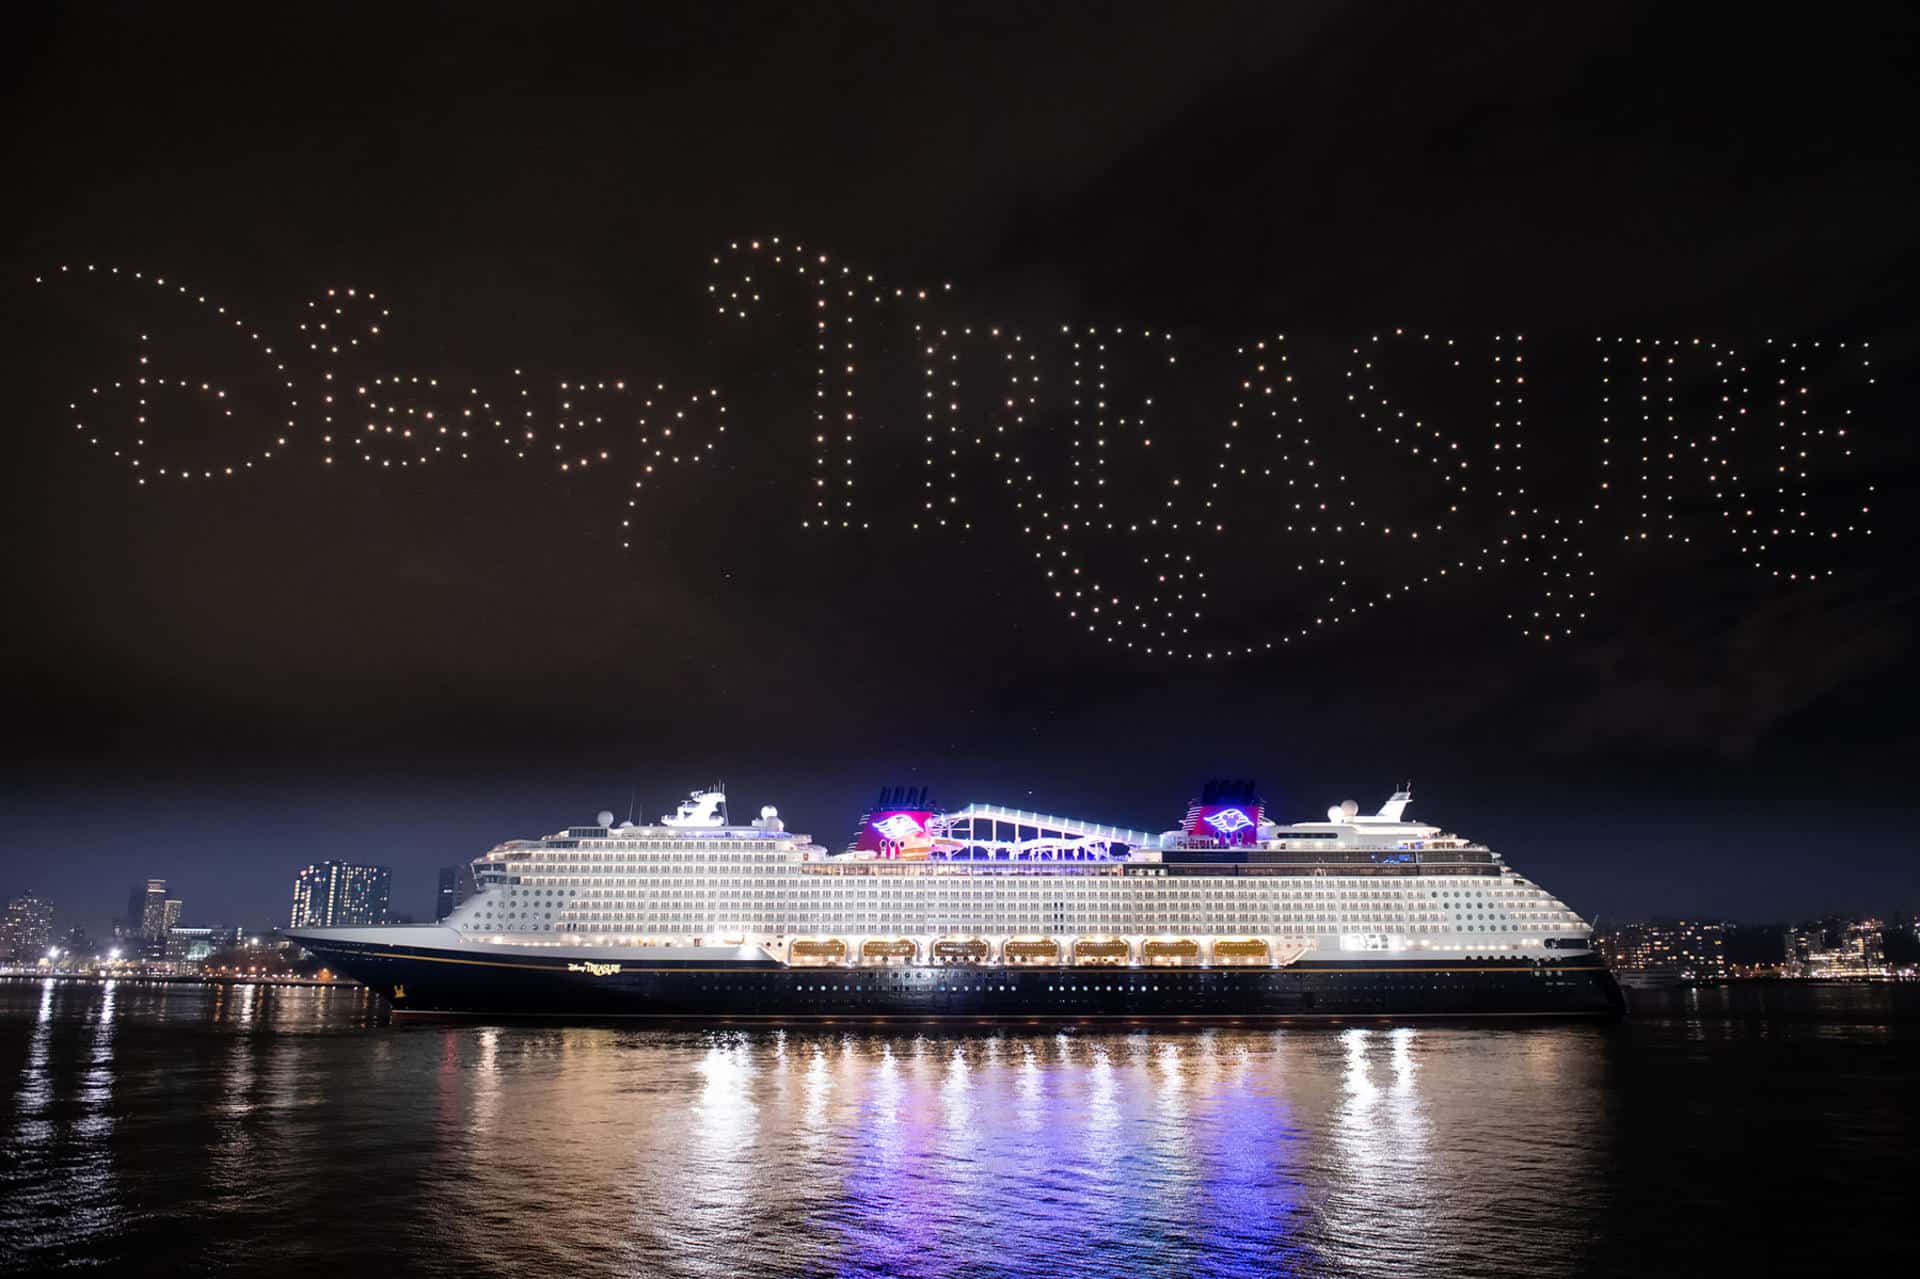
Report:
1340,799,1359,818
760,805,779,819
596,810,615,827
1327,805,1345,822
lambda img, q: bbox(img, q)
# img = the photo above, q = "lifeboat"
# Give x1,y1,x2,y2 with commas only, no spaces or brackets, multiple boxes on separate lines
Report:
1071,938,1132,966
1211,938,1272,966
860,938,917,964
790,938,848,966
1142,938,1202,966
932,937,991,965
1003,938,1061,965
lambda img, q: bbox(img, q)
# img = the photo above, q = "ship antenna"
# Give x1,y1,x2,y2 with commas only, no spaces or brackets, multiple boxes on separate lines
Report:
626,785,637,825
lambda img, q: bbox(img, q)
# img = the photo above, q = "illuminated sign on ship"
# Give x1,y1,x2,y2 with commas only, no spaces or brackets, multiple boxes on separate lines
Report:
854,786,941,859
1184,780,1265,847
871,813,924,841
1203,807,1254,835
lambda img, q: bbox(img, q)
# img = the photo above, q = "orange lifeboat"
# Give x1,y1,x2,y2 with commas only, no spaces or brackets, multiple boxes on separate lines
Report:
1003,938,1061,965
1142,938,1202,966
1211,938,1272,966
1072,938,1132,966
790,938,848,966
932,938,991,965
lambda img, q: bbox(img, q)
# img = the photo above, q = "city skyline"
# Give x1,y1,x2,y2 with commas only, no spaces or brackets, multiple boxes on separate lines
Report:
7,764,1920,940
6,806,1916,952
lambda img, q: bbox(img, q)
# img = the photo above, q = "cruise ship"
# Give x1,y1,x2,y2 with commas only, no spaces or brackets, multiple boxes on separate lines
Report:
287,782,1624,1021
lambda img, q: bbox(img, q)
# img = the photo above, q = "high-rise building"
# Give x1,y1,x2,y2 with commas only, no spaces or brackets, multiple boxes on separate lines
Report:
151,896,184,959
126,875,164,925
1596,919,1728,980
290,862,392,928
3,893,55,961
140,879,168,936
126,878,170,956
435,863,474,921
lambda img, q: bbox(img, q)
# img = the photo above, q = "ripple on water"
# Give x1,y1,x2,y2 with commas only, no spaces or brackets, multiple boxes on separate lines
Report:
2,981,1917,1277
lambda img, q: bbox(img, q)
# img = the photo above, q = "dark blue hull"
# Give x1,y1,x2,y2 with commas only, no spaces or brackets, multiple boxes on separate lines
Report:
301,937,1626,1022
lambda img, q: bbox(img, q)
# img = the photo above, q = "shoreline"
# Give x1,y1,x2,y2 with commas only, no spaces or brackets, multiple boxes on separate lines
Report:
0,972,360,989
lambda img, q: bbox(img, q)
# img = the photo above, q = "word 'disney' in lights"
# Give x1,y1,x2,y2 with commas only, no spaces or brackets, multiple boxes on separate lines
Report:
32,237,1880,662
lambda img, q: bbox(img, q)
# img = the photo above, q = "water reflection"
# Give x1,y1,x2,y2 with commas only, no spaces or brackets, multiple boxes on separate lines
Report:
688,1036,758,1233
1322,1029,1434,1272
5,982,1917,1277
13,981,56,1144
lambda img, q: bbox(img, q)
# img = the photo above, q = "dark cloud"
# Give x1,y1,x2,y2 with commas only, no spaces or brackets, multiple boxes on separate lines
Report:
1547,579,1913,758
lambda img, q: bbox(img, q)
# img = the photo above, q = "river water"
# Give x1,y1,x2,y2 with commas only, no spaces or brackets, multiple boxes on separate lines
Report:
1,979,1913,1276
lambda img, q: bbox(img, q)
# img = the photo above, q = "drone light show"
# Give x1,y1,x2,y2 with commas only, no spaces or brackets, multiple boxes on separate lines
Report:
32,239,1878,663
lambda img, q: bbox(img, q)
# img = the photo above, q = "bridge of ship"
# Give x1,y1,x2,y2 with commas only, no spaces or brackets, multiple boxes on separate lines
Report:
922,804,1158,861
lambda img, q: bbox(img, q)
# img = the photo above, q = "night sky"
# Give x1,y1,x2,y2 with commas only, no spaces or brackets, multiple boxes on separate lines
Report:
5,2,1917,937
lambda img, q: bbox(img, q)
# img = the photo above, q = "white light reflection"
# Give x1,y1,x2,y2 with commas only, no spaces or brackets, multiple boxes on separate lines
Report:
62,980,122,1237
1142,1037,1202,1213
1341,1028,1379,1105
1084,1041,1121,1173
939,1041,976,1142
1325,1027,1435,1271
872,1040,903,1139
3,981,121,1263
10,981,58,1149
802,1040,831,1132
468,1027,502,1141
1013,1041,1044,1135
1389,1026,1418,1096
686,1035,760,1238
